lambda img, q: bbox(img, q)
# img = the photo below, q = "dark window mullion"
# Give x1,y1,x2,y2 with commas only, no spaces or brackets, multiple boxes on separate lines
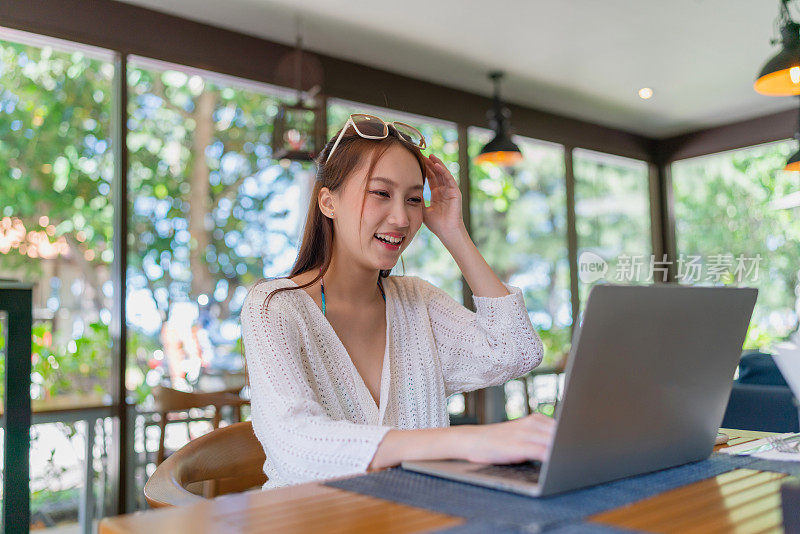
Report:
0,284,33,534
108,51,129,515
564,147,580,336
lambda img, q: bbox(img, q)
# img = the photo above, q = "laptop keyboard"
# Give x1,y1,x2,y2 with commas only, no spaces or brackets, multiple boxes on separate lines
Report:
470,460,543,483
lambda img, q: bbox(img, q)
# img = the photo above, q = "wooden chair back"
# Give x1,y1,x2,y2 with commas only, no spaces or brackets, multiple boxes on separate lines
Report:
151,385,248,464
144,421,267,508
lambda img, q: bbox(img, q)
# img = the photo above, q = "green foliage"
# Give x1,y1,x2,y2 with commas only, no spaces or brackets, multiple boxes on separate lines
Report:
0,40,115,402
31,486,80,515
0,312,156,401
126,64,298,308
536,326,572,367
573,150,652,308
469,129,572,359
126,330,163,404
30,321,110,400
673,140,800,349
29,421,82,519
0,41,114,274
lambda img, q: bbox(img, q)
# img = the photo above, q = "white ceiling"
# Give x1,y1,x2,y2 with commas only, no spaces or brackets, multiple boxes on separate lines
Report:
116,0,798,138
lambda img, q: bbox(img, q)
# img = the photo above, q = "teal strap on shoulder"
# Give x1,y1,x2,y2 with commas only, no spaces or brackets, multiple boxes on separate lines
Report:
318,268,384,317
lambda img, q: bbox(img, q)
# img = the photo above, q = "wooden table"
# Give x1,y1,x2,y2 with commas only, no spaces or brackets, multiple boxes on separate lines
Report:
100,428,794,533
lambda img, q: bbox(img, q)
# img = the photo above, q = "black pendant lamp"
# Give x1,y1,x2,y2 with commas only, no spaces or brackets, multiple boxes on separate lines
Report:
785,96,800,171
475,71,523,166
772,97,800,206
755,0,800,96
271,22,326,162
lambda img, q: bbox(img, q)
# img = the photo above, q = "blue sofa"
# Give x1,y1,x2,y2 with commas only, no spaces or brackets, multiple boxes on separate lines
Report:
721,351,799,433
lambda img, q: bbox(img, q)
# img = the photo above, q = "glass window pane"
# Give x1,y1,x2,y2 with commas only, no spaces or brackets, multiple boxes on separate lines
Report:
327,100,462,300
0,30,117,531
30,417,113,531
0,36,115,407
126,59,310,392
469,128,571,418
469,127,571,360
573,148,651,312
672,140,799,349
126,59,307,500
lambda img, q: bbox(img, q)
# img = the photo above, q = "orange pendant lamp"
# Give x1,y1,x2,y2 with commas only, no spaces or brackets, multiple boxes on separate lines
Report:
475,72,523,167
785,150,800,171
786,97,800,171
755,1,800,96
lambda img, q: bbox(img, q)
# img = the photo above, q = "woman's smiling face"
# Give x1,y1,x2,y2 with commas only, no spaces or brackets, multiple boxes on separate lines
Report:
321,142,425,272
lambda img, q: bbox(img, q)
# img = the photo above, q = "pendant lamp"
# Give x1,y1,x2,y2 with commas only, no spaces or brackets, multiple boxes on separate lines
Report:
271,27,326,162
772,98,800,207
755,0,800,96
785,150,800,171
785,96,800,171
475,72,523,166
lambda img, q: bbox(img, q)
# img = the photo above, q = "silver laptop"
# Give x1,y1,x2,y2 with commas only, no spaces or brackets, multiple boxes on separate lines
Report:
403,284,758,497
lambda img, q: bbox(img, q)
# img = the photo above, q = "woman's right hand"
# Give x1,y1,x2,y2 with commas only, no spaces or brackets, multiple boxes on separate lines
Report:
369,413,556,471
458,413,555,464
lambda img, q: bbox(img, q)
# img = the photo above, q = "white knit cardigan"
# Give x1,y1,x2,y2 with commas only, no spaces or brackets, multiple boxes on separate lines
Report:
240,274,544,489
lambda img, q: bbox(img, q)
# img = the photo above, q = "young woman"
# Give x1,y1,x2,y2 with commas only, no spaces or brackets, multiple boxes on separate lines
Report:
241,114,554,489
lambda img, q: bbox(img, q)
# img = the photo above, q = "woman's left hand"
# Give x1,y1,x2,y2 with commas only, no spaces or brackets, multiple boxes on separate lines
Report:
422,154,466,241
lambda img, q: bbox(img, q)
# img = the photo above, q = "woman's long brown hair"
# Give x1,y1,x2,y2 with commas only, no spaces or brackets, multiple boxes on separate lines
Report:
254,123,428,313
239,123,428,389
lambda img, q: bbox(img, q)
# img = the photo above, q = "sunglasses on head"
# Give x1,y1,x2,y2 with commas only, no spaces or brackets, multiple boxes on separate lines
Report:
325,113,427,164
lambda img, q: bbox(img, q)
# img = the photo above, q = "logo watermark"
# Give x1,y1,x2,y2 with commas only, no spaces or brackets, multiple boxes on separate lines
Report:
578,252,762,284
578,251,608,283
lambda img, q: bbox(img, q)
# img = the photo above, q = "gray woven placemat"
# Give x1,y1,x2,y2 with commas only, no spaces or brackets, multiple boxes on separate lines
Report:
438,521,636,534
325,453,798,532
746,456,800,476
